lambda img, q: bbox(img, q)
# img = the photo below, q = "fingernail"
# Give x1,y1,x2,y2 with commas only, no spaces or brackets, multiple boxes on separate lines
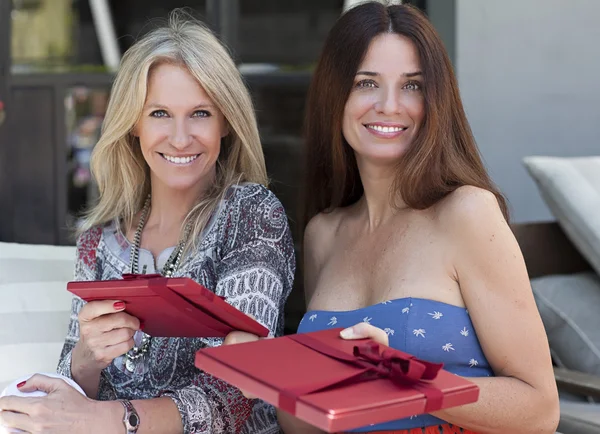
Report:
16,381,26,388
113,301,125,310
340,327,354,339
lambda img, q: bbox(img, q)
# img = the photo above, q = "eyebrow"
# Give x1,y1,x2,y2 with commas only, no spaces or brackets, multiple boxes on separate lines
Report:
356,70,423,78
145,103,215,110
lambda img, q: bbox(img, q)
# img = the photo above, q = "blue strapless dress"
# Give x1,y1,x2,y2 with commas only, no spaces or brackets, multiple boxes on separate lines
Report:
297,297,493,432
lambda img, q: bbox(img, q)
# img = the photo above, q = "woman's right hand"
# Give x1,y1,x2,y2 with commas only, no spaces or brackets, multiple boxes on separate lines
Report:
72,300,141,377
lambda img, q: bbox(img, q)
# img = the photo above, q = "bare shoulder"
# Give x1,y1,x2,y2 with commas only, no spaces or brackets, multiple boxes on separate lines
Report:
433,186,523,279
303,209,343,302
304,209,343,249
304,209,344,242
436,185,507,234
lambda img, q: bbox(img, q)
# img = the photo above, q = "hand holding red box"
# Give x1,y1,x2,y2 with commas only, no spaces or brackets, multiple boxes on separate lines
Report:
195,328,479,433
67,274,269,338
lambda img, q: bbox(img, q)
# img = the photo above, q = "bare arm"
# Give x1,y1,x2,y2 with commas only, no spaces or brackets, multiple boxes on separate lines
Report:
95,398,183,434
430,187,559,434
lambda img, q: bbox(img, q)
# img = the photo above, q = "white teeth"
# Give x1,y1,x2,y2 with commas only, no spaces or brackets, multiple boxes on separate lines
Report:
367,125,407,133
163,154,199,164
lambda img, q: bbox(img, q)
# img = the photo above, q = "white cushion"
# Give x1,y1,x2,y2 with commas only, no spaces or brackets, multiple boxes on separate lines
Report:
523,156,600,276
0,242,76,390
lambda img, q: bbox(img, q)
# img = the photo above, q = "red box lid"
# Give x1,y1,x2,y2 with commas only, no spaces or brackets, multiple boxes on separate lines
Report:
195,328,479,432
67,274,269,338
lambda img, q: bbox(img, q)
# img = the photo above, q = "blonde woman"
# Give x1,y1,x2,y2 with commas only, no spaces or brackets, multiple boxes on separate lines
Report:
0,11,294,434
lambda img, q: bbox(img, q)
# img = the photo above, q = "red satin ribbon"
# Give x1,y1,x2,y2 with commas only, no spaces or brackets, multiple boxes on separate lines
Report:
279,333,444,415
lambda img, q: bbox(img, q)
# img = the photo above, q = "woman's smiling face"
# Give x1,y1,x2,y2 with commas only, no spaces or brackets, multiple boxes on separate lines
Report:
342,33,425,166
134,62,228,193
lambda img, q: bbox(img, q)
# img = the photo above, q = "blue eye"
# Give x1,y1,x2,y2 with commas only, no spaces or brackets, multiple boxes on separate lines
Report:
192,110,211,118
150,110,168,118
403,81,422,91
355,79,377,89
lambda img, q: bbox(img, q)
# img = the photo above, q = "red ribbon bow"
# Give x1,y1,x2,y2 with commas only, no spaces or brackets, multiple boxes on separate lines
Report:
352,341,442,385
279,333,445,415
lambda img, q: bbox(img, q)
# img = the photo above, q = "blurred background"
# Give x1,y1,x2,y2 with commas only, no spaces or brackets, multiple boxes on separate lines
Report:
1,0,600,331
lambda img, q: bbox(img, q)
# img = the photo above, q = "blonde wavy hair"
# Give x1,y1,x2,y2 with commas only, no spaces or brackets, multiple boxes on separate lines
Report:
79,10,268,254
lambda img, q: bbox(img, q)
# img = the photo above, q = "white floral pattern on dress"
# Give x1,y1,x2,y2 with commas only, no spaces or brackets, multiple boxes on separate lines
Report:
469,359,479,367
413,328,426,338
442,343,455,352
327,316,338,326
460,327,469,337
402,307,410,314
384,328,395,336
363,316,372,324
309,314,317,322
428,311,443,319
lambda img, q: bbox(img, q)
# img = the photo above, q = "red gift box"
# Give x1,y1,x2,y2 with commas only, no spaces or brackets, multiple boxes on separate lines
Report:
195,328,479,433
67,274,269,338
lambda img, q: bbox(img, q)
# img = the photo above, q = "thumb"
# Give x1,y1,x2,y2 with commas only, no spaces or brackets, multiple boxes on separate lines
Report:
17,374,63,394
340,322,389,346
339,322,371,340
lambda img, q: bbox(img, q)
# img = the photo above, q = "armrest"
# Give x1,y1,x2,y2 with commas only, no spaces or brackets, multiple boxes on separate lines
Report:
554,366,600,398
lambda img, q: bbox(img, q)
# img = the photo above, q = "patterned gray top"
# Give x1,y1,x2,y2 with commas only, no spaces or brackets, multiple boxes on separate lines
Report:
57,183,295,434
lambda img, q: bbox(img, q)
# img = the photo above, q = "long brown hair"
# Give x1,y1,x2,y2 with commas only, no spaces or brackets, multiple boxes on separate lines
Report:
303,2,508,228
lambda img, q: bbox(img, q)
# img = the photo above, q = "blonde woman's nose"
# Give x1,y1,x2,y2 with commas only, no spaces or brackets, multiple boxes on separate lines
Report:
170,120,192,149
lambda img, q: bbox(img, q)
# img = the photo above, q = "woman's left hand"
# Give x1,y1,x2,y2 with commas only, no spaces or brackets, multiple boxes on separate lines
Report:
0,374,99,434
340,322,389,346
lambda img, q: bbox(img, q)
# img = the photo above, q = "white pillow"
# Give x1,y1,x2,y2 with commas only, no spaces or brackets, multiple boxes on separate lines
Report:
0,242,76,390
523,156,600,276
